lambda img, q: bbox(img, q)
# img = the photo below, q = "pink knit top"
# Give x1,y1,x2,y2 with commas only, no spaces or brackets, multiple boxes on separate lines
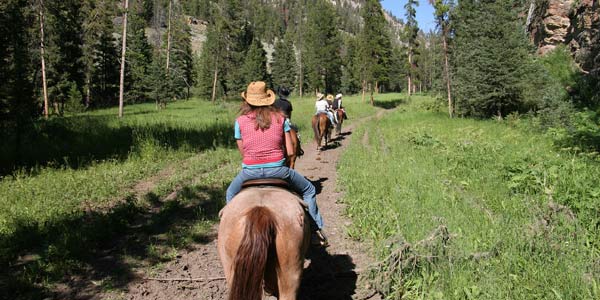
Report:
235,113,289,167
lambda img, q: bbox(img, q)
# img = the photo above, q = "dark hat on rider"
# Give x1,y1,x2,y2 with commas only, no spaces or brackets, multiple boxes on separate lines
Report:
278,87,290,97
241,81,276,106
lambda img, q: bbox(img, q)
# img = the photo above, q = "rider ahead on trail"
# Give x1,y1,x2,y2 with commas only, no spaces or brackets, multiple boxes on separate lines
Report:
332,93,348,119
315,93,336,126
273,87,293,119
225,81,328,246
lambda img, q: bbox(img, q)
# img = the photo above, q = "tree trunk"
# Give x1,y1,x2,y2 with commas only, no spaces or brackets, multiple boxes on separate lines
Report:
407,52,412,96
39,0,49,119
165,0,172,73
375,81,379,94
442,33,453,118
370,87,374,106
211,62,218,103
118,0,129,118
361,79,366,103
85,79,90,108
298,9,303,98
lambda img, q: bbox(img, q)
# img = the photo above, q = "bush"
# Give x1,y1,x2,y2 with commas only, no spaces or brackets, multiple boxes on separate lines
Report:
547,110,600,152
64,82,85,113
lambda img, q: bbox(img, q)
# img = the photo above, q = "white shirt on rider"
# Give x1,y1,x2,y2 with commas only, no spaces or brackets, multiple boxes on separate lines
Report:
315,99,329,112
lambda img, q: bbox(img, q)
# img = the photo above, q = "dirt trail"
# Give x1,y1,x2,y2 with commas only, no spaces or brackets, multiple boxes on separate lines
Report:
103,114,383,300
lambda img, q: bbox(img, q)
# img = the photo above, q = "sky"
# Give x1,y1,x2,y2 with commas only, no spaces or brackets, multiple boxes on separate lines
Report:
381,0,436,33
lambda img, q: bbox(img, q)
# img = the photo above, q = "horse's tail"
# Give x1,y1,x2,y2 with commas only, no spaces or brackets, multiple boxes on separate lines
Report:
229,207,276,300
311,115,320,144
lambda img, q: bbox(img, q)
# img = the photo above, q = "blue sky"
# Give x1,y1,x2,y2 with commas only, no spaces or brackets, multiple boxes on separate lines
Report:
381,0,436,33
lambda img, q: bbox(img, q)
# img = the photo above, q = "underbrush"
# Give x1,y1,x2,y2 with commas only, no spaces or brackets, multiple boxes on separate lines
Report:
338,96,600,299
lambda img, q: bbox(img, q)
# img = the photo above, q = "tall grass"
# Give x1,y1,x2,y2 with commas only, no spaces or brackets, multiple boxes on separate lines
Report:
338,95,600,299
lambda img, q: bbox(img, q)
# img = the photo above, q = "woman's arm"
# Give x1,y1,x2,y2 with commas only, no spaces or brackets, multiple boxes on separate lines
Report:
236,139,244,156
284,132,294,157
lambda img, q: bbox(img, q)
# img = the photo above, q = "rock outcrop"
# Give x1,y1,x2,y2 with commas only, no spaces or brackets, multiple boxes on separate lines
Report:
527,0,600,74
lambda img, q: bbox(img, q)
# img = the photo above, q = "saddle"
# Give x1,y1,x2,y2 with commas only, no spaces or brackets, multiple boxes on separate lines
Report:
242,178,290,189
240,179,307,209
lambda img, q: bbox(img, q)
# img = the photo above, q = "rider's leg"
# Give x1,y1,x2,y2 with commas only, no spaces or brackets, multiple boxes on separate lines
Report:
225,168,264,203
285,168,324,230
326,111,336,125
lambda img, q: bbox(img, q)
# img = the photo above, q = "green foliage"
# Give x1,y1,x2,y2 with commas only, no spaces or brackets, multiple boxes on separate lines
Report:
241,39,268,84
356,0,392,92
83,0,119,107
548,110,600,152
271,32,297,92
302,0,342,93
339,96,600,299
0,0,37,128
452,0,535,118
45,0,86,111
125,1,154,103
64,82,85,113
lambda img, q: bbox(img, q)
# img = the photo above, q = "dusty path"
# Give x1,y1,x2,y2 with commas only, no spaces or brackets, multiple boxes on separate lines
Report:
104,113,385,300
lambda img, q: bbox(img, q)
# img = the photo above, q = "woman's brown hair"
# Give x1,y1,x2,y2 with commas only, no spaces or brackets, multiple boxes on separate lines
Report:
239,101,283,130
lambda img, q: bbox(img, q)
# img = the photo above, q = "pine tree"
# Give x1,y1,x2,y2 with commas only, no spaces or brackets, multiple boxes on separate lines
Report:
196,18,225,101
45,0,86,114
83,0,119,107
125,0,153,104
452,0,533,118
357,0,392,104
303,0,342,94
167,1,195,100
0,0,37,162
404,0,419,96
222,0,254,96
271,31,297,92
431,0,454,117
241,39,268,85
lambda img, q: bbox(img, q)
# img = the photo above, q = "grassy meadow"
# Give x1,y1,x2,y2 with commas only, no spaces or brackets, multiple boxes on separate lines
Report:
0,93,382,298
338,96,600,299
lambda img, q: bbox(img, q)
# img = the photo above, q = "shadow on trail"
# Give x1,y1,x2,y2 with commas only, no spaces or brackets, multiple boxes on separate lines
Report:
373,98,405,110
321,141,342,151
300,246,357,300
0,183,226,300
310,177,328,195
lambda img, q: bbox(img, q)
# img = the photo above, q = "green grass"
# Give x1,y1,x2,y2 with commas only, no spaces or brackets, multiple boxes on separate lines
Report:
338,95,600,299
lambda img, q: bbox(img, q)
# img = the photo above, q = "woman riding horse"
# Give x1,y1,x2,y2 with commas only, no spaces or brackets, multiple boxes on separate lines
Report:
221,81,328,299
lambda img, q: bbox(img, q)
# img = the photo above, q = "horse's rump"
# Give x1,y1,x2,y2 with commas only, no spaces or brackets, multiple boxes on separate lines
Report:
218,187,309,300
312,113,331,150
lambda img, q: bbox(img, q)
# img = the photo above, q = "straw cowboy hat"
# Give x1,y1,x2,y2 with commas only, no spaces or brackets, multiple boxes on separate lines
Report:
326,94,334,101
241,81,276,106
316,92,325,100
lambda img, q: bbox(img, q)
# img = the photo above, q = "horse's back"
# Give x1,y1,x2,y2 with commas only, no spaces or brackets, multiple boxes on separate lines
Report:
218,187,309,299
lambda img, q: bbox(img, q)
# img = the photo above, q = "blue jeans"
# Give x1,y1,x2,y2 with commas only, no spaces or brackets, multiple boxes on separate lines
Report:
226,166,324,229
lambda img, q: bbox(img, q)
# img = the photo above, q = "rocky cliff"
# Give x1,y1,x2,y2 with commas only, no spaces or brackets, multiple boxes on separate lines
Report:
527,0,600,74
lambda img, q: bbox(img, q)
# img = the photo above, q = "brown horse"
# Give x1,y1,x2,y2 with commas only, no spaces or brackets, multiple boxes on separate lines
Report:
335,109,344,136
218,187,310,300
311,113,331,150
286,128,304,169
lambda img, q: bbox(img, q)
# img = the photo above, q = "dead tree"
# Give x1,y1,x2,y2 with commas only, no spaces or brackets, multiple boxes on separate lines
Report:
118,0,129,118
